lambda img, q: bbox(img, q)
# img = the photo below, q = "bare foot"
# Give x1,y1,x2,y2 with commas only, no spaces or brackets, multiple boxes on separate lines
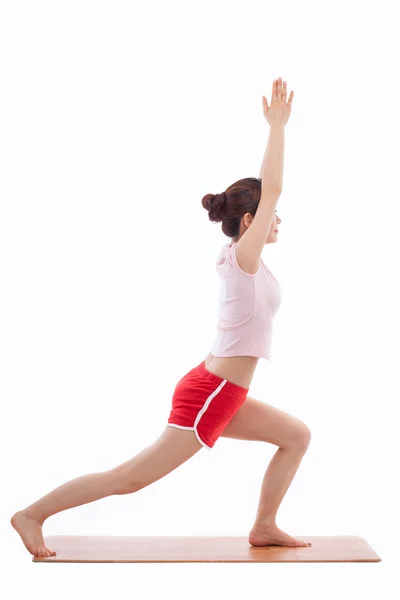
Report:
248,523,312,548
11,511,56,558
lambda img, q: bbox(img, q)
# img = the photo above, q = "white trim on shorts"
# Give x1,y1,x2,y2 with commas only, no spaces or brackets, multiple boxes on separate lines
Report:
167,378,228,450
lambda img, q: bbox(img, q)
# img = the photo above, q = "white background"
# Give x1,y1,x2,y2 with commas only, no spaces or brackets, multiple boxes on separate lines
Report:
1,0,399,597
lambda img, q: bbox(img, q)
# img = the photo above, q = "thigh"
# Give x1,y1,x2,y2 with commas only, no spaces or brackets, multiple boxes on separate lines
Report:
220,395,311,448
113,427,203,491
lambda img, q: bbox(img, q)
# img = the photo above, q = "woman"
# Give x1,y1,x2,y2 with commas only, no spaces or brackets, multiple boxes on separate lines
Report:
11,77,312,557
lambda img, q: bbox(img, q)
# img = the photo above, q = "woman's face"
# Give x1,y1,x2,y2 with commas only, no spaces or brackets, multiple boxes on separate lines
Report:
239,210,282,244
266,210,282,244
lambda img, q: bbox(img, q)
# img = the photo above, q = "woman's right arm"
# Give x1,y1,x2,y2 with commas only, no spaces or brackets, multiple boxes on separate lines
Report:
258,125,284,192
238,124,285,263
234,79,292,271
259,77,293,190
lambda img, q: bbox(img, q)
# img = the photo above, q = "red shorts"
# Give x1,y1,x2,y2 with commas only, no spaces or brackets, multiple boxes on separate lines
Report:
167,360,249,450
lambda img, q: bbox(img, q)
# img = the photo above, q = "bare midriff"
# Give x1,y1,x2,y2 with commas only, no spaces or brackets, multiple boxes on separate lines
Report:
204,352,259,390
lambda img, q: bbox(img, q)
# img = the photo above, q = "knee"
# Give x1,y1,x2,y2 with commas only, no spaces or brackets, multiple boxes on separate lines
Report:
290,425,312,452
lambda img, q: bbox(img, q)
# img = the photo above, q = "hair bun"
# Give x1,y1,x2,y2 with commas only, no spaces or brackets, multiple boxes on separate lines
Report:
201,192,226,223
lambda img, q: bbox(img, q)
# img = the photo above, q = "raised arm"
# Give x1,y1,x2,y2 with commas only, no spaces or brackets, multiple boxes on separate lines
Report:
234,78,293,272
258,77,293,188
259,124,285,191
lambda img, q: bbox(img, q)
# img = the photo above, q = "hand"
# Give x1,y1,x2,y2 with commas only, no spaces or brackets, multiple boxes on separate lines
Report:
262,77,294,127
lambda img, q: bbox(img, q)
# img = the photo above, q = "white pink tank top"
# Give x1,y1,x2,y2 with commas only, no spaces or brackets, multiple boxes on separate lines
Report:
210,241,282,360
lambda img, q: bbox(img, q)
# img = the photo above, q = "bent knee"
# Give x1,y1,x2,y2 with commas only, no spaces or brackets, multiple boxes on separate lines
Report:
289,425,312,451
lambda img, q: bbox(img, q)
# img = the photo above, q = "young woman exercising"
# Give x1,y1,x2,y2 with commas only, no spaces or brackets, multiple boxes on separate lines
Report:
12,76,312,557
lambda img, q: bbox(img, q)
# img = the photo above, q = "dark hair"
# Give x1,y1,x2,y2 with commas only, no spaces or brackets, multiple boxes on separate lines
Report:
201,177,262,239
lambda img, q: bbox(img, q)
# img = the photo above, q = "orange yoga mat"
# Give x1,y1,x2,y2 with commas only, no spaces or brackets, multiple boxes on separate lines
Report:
32,535,381,563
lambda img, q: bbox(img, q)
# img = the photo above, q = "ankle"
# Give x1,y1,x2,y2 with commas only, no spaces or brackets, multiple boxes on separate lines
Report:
25,507,46,526
253,518,276,529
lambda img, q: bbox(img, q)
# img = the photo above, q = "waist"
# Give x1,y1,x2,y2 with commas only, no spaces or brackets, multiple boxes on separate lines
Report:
205,354,259,389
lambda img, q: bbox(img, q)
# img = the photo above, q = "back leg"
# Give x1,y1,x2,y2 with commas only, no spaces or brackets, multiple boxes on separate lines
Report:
11,428,202,557
112,427,203,493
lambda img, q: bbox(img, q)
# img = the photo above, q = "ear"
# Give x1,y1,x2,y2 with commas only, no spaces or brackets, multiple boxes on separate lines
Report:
244,213,253,228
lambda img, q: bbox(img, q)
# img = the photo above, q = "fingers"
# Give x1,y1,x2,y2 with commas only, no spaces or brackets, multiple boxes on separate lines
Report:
272,78,283,103
273,79,278,102
277,78,283,100
272,77,294,103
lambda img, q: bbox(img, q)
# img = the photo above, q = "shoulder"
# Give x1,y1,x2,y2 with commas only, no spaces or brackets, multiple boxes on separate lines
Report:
215,242,259,277
230,242,260,276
